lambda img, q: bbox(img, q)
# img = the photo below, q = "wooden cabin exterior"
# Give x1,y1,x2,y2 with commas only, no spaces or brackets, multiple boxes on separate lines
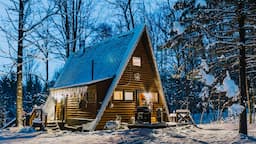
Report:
45,25,170,131
95,33,168,130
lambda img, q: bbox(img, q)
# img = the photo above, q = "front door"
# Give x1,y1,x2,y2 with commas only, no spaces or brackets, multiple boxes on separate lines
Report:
137,92,158,108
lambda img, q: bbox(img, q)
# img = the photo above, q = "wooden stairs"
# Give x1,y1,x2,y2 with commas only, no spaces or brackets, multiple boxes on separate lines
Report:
46,121,61,133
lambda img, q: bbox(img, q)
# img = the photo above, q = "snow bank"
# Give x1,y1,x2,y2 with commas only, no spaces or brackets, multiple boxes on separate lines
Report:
104,120,120,130
1,121,256,144
18,127,36,133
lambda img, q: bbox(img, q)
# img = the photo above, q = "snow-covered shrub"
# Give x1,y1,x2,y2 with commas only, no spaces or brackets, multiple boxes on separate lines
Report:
104,120,121,130
18,127,36,133
105,115,121,130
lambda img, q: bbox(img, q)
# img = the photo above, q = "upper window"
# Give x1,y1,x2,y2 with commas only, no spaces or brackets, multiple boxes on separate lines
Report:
132,57,141,67
113,91,123,100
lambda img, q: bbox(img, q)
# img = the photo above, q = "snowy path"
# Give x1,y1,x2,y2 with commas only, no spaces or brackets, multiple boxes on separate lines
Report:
0,121,256,144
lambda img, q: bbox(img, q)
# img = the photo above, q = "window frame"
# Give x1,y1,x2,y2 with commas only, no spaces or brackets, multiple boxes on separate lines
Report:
151,92,159,103
124,91,134,101
132,56,142,67
113,90,124,101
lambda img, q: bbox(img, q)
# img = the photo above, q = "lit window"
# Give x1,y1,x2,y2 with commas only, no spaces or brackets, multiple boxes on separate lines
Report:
151,92,158,103
124,91,133,101
113,91,123,100
132,57,141,67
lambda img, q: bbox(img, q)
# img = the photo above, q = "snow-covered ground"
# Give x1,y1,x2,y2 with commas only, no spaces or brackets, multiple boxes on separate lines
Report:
0,119,256,144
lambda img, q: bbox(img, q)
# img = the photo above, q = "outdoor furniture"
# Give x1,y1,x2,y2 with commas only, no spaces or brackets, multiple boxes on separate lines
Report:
176,109,192,123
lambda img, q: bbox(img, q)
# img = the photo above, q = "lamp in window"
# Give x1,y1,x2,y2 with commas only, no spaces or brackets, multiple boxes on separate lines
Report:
124,91,133,101
113,91,123,100
132,57,141,67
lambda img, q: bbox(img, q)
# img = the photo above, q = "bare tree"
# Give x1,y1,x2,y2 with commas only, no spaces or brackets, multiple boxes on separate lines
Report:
16,0,24,128
105,0,135,31
0,0,58,127
56,0,96,58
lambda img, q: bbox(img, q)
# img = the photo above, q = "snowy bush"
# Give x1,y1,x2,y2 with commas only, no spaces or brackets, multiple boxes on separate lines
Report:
18,127,36,133
104,120,120,130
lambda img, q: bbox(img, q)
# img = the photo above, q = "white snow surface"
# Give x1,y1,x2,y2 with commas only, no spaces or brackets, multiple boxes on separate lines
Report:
104,120,120,130
1,120,256,144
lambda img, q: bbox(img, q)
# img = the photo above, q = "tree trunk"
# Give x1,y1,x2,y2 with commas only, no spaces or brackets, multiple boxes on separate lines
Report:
127,0,134,29
45,50,49,92
238,1,247,135
64,0,70,58
16,0,24,128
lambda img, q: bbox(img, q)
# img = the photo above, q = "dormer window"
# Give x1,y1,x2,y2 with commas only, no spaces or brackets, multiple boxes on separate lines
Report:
132,56,141,67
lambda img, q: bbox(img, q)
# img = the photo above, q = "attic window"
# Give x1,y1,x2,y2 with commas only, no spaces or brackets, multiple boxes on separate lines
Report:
132,57,141,67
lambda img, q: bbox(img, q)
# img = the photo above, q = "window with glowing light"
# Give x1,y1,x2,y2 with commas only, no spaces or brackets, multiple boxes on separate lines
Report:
151,92,158,103
132,57,141,67
124,91,133,101
113,91,123,100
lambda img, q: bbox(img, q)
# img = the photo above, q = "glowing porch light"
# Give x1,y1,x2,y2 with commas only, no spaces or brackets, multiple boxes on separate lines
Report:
52,91,65,103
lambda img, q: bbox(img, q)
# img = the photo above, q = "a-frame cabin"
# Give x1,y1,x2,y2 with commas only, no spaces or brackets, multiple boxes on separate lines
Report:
44,25,170,131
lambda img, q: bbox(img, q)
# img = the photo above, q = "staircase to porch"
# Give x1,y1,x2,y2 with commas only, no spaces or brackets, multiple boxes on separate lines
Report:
46,121,61,133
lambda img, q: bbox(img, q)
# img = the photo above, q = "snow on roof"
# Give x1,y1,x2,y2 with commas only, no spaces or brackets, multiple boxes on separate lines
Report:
53,29,136,89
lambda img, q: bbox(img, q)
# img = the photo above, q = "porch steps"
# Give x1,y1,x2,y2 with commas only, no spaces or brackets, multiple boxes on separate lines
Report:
46,121,61,133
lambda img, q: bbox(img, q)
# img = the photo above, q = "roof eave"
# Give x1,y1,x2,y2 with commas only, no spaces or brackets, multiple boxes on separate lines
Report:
50,76,114,91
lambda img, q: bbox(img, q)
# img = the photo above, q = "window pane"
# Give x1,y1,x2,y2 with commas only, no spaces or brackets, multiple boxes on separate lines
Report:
151,92,158,103
124,91,133,100
114,91,123,100
132,57,141,67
